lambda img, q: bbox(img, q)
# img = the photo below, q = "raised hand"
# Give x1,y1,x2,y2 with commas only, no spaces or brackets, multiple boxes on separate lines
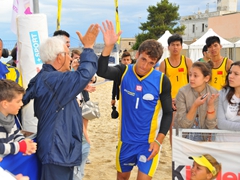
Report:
76,24,100,49
100,20,122,47
207,93,219,107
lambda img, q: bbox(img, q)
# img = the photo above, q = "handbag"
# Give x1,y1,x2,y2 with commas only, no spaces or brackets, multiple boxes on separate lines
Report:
82,100,100,120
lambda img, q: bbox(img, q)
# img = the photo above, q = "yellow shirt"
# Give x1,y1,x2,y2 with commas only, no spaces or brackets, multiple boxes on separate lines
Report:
209,57,228,90
4,63,23,86
165,55,188,98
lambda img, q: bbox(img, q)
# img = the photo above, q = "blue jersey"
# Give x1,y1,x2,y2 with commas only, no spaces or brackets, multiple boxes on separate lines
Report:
119,64,164,144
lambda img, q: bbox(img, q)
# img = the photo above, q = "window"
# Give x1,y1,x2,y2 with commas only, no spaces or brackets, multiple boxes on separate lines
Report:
202,23,204,32
192,24,195,33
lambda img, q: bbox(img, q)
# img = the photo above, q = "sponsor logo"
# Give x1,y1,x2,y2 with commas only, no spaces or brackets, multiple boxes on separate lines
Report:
123,163,135,166
139,155,147,163
178,68,184,72
217,71,223,75
29,31,41,65
136,85,142,92
124,89,135,96
172,161,240,180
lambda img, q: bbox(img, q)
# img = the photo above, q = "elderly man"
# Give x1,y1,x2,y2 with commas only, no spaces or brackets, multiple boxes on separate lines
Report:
23,24,99,180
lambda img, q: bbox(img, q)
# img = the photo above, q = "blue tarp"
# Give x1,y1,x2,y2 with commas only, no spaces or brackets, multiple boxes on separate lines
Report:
0,139,41,180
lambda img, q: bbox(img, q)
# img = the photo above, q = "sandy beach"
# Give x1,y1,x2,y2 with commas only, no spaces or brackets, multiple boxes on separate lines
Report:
84,77,172,180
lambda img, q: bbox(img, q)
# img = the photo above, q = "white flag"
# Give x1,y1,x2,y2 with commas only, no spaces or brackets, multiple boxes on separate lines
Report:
11,0,33,34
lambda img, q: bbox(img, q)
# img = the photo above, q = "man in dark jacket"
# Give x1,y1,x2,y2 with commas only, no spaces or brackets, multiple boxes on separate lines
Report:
22,24,100,180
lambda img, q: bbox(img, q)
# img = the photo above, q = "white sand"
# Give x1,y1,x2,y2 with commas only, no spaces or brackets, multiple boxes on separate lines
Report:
84,78,172,180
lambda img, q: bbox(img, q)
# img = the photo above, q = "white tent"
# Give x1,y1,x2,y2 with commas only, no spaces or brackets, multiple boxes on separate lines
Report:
157,30,188,62
189,28,234,62
234,39,240,47
233,39,240,61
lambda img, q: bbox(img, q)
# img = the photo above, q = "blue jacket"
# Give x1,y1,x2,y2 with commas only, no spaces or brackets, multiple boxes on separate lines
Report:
23,48,98,166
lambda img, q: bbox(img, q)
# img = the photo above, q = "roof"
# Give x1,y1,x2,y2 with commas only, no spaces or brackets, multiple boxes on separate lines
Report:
189,28,234,49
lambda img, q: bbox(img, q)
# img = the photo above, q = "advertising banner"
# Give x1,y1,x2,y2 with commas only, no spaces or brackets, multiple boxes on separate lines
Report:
172,136,240,180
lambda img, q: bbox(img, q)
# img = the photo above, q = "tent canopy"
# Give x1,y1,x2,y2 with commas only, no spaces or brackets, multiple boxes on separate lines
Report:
157,30,188,49
189,28,234,62
189,28,234,49
235,39,240,47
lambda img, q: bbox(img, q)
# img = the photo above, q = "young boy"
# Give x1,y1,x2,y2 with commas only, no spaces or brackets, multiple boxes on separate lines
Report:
0,79,36,160
159,34,193,146
206,36,233,90
111,51,132,107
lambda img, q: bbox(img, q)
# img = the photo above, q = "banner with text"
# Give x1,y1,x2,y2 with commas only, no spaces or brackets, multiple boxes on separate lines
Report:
172,136,240,180
17,14,48,133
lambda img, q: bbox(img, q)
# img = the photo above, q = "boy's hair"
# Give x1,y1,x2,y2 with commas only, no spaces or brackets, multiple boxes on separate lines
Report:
121,51,131,59
71,49,81,58
138,39,163,62
11,46,17,60
192,61,213,81
53,30,70,38
167,34,183,46
0,79,25,102
202,45,208,53
206,36,220,48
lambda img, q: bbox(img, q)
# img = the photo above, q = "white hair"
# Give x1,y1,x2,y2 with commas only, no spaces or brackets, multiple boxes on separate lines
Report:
39,36,65,63
57,35,67,44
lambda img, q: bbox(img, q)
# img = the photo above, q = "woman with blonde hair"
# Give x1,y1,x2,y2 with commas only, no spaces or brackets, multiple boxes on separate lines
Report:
189,154,221,180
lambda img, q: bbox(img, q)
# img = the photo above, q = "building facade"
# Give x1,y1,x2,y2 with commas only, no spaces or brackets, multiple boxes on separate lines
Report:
180,0,238,42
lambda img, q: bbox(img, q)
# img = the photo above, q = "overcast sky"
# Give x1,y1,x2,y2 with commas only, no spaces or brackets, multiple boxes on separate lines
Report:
0,0,239,46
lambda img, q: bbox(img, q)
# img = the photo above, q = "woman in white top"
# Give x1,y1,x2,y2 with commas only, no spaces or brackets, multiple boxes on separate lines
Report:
216,61,240,142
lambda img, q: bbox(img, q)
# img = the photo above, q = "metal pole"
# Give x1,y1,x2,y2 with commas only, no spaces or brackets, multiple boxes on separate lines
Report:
33,0,39,14
138,17,141,34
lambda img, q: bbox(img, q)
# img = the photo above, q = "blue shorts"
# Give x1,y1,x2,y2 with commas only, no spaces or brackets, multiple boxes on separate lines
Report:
116,141,160,177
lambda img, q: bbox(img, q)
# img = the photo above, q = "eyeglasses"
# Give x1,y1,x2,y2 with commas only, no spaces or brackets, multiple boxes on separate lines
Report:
59,52,66,56
58,51,71,57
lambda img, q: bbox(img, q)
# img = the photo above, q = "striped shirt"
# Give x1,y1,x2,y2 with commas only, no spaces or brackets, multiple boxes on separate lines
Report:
0,123,25,156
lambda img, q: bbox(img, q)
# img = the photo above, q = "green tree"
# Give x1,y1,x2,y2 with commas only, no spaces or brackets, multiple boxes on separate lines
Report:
132,0,185,50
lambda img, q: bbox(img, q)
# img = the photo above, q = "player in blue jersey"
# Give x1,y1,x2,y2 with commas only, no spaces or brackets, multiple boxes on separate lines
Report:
97,20,172,180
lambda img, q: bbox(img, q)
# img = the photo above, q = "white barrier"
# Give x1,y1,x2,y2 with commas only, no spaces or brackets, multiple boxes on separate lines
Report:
172,129,240,180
